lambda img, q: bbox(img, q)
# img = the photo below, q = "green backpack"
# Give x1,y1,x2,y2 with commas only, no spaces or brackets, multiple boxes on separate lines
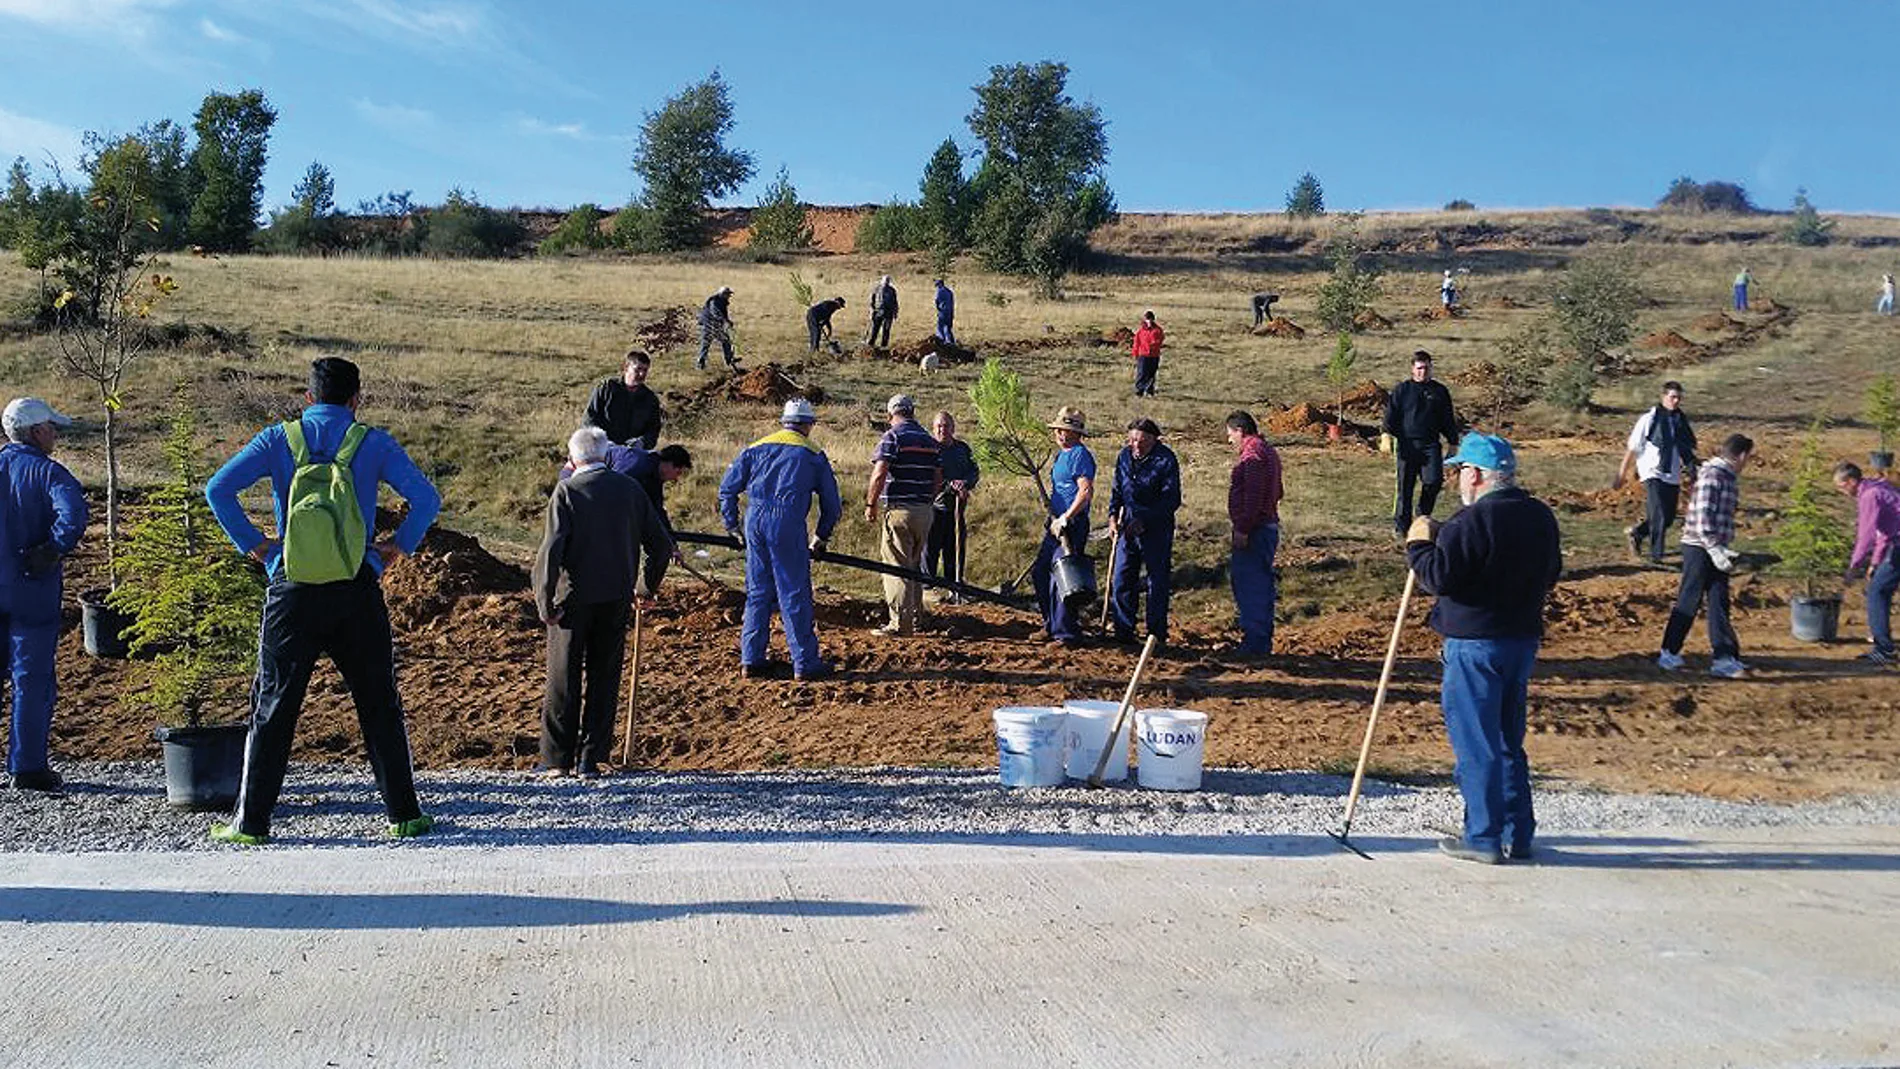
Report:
281,420,371,584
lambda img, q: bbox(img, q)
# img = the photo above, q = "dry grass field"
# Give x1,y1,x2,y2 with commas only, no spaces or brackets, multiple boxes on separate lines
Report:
7,207,1900,796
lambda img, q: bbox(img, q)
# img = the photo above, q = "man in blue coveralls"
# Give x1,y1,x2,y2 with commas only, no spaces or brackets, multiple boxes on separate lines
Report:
1108,417,1182,647
205,357,441,844
719,398,843,682
1,397,87,794
1030,406,1096,648
933,279,956,346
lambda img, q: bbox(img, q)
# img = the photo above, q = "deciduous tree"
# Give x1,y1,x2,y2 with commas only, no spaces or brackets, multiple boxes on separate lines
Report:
629,72,754,251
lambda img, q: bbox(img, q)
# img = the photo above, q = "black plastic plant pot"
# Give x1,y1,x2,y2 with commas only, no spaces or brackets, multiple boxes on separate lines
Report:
79,589,133,659
1789,595,1841,643
154,722,248,810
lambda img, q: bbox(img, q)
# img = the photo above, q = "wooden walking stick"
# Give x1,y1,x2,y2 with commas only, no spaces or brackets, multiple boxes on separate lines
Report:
1329,569,1418,859
954,493,968,599
1088,635,1160,788
620,599,644,767
1099,521,1121,630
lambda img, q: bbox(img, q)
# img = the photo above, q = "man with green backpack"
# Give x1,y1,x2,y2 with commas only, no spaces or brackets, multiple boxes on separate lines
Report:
205,357,442,845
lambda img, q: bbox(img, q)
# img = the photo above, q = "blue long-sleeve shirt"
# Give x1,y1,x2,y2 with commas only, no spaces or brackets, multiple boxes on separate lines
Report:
1109,443,1182,528
935,285,954,320
0,443,88,624
717,429,842,540
206,404,441,581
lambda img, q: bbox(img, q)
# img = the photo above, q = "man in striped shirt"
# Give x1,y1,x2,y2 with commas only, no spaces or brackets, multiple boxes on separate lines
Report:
865,394,941,635
1659,433,1754,678
1226,410,1284,656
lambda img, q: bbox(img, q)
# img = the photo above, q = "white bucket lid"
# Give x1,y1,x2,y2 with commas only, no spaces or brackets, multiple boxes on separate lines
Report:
1137,708,1209,727
1063,699,1122,718
994,705,1065,723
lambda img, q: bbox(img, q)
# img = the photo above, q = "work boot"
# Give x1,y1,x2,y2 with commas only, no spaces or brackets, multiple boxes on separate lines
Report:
389,814,436,839
794,662,835,682
9,768,65,795
1437,835,1503,865
1624,525,1644,559
210,822,270,846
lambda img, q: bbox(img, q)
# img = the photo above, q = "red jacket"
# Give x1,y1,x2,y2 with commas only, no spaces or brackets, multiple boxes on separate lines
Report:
1132,324,1163,358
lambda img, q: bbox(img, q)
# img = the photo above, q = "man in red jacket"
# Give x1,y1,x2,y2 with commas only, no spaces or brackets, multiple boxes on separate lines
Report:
1132,311,1164,397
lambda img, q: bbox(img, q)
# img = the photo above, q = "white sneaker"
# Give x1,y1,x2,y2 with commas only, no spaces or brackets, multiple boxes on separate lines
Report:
1709,657,1746,679
1657,650,1685,671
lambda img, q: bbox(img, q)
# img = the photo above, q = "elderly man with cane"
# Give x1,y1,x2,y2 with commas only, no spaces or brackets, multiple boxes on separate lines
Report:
1406,432,1562,865
534,427,672,779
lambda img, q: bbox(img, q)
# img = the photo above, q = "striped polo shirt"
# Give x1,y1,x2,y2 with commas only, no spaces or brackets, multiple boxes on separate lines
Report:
873,417,942,505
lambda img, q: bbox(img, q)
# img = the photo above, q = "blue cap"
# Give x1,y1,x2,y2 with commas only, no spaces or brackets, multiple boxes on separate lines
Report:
1445,431,1516,474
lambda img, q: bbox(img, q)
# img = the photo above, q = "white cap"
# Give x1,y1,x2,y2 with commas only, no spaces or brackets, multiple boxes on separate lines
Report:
780,398,818,424
3,397,74,438
886,394,915,415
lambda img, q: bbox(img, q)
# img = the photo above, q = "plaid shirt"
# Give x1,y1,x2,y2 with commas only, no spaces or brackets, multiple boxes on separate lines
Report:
1681,456,1739,549
1228,434,1283,534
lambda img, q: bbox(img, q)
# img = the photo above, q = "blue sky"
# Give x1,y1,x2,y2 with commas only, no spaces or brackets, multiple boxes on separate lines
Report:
2,0,1895,216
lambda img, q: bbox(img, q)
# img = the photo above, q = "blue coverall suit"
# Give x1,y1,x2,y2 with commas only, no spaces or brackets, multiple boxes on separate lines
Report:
934,284,956,345
1109,443,1182,642
718,428,843,675
0,443,88,777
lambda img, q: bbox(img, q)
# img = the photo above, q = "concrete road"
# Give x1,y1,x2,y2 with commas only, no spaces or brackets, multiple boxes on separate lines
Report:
2,827,1896,1068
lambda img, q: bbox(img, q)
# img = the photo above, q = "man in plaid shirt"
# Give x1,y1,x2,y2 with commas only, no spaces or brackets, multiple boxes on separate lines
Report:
1659,433,1754,678
1226,410,1284,655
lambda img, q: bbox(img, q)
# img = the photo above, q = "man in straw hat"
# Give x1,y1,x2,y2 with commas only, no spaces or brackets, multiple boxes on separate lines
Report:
1030,406,1096,648
718,398,843,682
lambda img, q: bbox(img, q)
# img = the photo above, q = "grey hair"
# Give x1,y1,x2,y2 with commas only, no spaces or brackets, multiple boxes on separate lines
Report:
4,422,30,444
568,425,610,466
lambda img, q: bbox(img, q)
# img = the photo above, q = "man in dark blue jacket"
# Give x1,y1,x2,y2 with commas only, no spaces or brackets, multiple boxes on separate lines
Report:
1405,432,1562,865
205,357,441,845
933,280,956,346
1109,418,1182,645
1,398,87,794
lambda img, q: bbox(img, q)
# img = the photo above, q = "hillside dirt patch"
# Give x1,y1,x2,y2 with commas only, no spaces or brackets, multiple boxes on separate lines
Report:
1353,309,1394,331
636,306,695,355
664,363,827,424
1638,329,1698,350
1692,312,1743,332
1415,305,1466,322
45,519,1900,801
1252,317,1306,339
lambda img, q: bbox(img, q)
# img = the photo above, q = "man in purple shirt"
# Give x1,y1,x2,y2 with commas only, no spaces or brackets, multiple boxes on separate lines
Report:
1835,462,1900,666
205,357,441,845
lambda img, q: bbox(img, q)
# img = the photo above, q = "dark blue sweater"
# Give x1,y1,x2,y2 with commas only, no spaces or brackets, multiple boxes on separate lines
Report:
1405,486,1562,639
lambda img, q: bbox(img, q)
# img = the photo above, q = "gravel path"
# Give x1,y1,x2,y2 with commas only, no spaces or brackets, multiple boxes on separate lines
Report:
4,763,1898,852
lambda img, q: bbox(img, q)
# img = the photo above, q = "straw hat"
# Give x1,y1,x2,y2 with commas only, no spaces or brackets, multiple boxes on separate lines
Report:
1045,407,1089,435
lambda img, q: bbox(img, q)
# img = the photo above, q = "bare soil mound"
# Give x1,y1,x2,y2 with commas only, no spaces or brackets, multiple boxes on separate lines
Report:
666,363,826,424
1416,305,1465,321
379,517,531,631
1692,312,1742,332
881,336,978,365
1638,329,1698,350
1252,317,1306,339
1339,379,1389,414
1352,309,1394,331
1483,294,1528,309
636,307,694,354
1266,402,1327,435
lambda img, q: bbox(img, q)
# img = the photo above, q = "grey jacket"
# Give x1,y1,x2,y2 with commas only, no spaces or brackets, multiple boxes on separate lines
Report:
533,466,673,620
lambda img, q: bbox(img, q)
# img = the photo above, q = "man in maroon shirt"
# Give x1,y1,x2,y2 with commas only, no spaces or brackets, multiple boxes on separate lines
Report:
1226,410,1284,655
1836,461,1900,666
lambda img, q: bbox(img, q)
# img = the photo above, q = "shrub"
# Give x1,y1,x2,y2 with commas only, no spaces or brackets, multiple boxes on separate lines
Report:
856,200,930,253
1550,252,1644,365
1541,354,1598,411
1443,198,1476,211
422,189,528,258
607,203,652,250
788,269,813,310
1285,172,1324,218
1315,216,1381,333
747,166,812,251
540,204,607,254
1783,187,1834,247
1657,177,1756,214
1770,419,1852,599
1865,374,1900,454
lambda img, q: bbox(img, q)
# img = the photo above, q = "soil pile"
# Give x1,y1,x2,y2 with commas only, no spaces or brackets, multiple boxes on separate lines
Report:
1252,317,1306,339
1266,402,1328,435
882,336,978,365
1638,330,1698,350
1339,379,1389,415
1692,312,1742,332
1353,309,1394,331
379,513,531,631
636,307,694,354
1416,305,1464,321
667,364,826,423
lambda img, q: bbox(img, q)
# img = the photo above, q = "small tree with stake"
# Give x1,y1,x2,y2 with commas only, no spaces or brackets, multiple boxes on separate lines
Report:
1326,332,1356,434
1863,373,1899,467
968,357,1051,511
108,384,263,726
1770,419,1851,602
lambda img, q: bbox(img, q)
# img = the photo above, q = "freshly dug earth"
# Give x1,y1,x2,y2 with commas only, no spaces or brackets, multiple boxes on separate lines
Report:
1252,317,1306,339
664,363,826,424
48,523,1900,802
1639,329,1698,350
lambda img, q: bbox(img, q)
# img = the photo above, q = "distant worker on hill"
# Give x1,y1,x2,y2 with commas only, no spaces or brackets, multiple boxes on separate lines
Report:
926,410,979,599
1225,410,1283,657
583,349,663,449
1108,418,1182,648
1131,310,1164,397
1382,350,1461,538
806,296,846,351
934,279,957,346
1835,461,1900,667
1251,292,1279,327
1614,381,1698,564
1440,270,1458,309
698,286,737,371
868,275,898,348
1032,407,1096,648
1657,433,1754,679
1406,432,1563,865
864,394,941,637
1879,274,1895,317
1732,267,1752,312
718,398,842,682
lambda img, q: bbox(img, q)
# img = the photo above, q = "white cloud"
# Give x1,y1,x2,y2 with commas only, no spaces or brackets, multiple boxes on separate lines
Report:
0,107,84,170
198,16,248,44
0,0,177,32
514,116,629,144
354,98,438,135
295,0,491,50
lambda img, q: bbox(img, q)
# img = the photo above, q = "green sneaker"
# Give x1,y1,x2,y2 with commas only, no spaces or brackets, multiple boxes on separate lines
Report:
209,822,270,846
389,813,436,839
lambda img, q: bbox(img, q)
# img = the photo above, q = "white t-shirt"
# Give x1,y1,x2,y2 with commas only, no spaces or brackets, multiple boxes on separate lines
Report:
1627,408,1687,484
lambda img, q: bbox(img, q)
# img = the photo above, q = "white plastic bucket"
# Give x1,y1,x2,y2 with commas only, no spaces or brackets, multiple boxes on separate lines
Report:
993,706,1069,788
1135,709,1209,791
1062,700,1131,782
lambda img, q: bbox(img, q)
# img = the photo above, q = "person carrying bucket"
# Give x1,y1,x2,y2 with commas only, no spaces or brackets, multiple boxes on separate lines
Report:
1031,406,1096,648
1108,417,1181,648
717,398,843,682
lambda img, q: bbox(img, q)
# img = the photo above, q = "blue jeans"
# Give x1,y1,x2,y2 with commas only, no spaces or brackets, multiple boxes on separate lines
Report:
936,315,956,345
2,607,58,776
1734,284,1748,311
1869,551,1900,656
1229,524,1278,653
1440,636,1539,854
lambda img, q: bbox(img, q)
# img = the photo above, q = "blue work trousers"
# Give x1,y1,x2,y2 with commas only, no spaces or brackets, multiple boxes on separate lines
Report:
1440,636,1539,854
936,315,956,345
1734,284,1749,311
1230,524,1279,654
741,507,824,674
1868,550,1900,657
1031,517,1091,642
1111,520,1173,641
1,605,58,776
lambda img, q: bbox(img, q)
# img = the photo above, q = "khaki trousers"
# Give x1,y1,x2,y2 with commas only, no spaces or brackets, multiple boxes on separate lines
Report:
879,503,935,632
